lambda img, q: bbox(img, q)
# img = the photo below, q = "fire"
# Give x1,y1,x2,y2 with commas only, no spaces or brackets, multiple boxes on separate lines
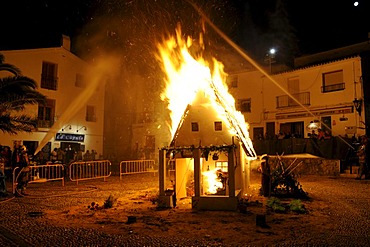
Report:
202,169,224,194
157,25,256,158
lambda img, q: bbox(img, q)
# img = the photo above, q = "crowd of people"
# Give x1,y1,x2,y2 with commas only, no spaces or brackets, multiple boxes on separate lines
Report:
0,142,102,197
258,128,333,141
34,146,100,166
307,129,333,140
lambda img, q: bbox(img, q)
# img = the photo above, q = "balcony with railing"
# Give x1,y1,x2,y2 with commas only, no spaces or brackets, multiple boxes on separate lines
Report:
276,92,310,109
41,75,58,90
37,119,54,128
321,82,345,93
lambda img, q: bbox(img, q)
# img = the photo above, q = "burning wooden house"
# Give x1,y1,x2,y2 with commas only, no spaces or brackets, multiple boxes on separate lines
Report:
157,27,257,210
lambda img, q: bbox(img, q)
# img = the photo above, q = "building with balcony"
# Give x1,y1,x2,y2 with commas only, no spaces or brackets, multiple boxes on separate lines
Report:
229,41,370,141
0,36,106,159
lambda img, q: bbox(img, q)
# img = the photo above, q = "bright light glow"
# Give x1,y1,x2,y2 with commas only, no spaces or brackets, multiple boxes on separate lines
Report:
202,169,223,194
157,25,256,158
354,1,359,7
269,48,276,55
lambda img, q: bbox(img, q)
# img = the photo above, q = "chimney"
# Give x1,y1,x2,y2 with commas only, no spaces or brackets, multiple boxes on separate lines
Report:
61,35,71,51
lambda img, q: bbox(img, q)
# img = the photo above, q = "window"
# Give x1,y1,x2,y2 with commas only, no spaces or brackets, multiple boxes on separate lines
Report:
226,75,238,88
86,105,97,122
215,161,228,172
38,99,55,128
238,98,251,112
41,61,58,90
288,77,299,105
288,77,300,94
191,122,199,132
214,121,222,131
322,70,345,92
75,73,86,88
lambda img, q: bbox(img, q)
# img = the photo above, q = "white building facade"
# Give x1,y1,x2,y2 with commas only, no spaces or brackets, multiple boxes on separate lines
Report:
229,56,365,140
0,36,105,159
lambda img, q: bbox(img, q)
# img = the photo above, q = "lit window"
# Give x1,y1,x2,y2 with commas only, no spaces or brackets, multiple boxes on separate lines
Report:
215,161,228,172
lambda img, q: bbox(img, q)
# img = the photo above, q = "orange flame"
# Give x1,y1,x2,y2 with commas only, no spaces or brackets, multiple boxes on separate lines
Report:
202,169,224,194
157,25,256,158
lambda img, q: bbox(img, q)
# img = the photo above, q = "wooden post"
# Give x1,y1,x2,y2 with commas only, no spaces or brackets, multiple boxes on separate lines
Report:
228,147,235,197
159,149,166,196
193,148,201,197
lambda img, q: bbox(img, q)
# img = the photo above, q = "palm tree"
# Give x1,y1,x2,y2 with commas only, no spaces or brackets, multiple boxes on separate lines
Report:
0,53,46,134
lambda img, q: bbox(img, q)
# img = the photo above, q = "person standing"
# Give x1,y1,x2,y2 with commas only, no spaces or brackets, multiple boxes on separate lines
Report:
64,145,75,164
356,135,369,180
83,150,91,161
91,149,97,160
258,154,271,197
57,148,65,163
15,145,31,196
50,148,58,163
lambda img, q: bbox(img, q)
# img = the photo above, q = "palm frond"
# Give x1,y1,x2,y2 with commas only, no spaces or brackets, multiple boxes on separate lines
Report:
0,76,38,91
0,55,47,134
0,114,37,135
0,64,22,76
0,76,46,106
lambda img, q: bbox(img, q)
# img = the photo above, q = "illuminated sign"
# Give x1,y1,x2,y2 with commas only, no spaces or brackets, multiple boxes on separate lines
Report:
55,133,85,142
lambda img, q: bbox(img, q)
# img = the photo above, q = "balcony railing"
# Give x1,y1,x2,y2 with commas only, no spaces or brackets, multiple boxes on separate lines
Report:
276,92,310,109
37,119,54,128
41,75,58,90
321,82,345,93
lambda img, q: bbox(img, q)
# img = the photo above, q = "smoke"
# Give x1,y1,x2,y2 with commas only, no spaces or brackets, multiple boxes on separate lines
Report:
34,55,121,155
60,0,299,158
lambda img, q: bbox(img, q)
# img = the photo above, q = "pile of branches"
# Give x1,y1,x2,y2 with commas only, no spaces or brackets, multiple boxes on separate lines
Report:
269,154,308,199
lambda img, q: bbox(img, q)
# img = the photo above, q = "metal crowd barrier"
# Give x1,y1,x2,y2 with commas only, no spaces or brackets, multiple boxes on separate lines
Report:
69,160,111,184
12,164,65,194
119,159,157,180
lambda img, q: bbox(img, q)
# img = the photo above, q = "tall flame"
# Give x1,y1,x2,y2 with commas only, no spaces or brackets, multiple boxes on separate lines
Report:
158,26,256,158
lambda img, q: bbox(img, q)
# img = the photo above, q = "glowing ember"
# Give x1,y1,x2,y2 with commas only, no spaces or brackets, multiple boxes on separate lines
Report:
157,25,256,158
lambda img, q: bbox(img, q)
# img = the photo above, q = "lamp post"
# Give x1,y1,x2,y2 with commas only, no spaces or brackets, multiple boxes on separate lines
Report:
353,98,362,116
265,48,276,73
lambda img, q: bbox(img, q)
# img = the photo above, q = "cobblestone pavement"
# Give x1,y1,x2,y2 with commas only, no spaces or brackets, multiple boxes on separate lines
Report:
0,173,369,247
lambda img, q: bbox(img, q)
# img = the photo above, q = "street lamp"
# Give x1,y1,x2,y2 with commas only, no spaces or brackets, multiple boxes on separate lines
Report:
353,98,362,116
265,48,276,73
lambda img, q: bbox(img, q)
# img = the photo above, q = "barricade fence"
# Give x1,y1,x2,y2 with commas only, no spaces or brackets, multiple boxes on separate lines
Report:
69,160,111,184
12,164,65,194
120,160,157,179
10,160,157,193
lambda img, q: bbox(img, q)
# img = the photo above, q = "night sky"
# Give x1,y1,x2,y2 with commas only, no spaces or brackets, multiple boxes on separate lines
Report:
1,0,369,65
